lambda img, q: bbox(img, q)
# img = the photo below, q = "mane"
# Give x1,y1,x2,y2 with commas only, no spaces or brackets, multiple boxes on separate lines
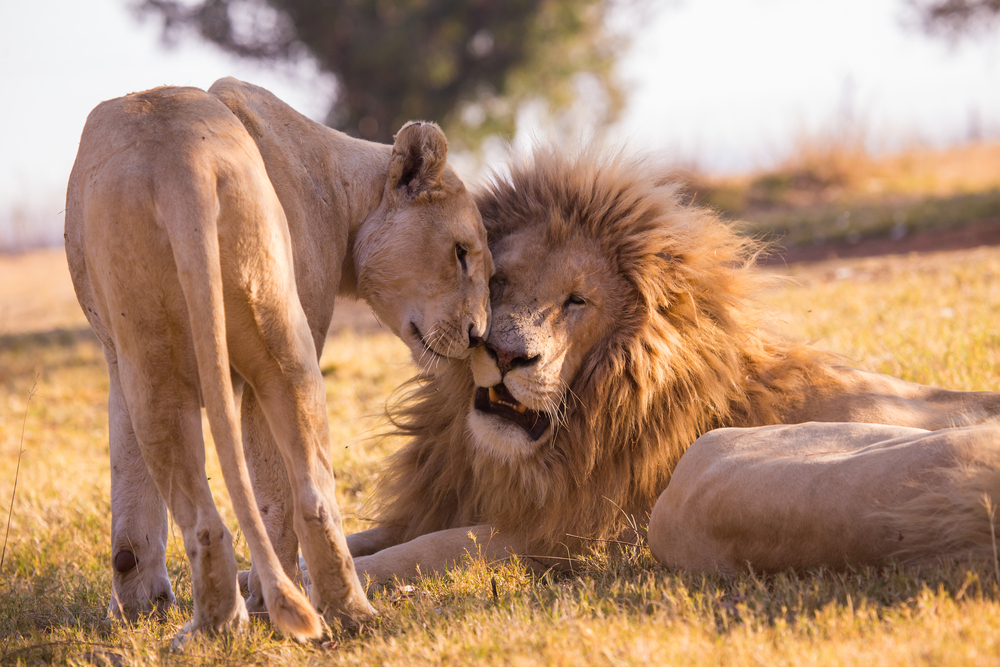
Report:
374,147,829,553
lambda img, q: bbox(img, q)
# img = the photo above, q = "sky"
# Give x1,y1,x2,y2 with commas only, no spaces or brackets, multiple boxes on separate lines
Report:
615,0,1000,169
1,0,998,248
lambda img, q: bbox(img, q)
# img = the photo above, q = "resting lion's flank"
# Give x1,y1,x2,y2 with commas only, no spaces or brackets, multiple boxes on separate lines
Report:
648,422,1000,573
342,148,1000,581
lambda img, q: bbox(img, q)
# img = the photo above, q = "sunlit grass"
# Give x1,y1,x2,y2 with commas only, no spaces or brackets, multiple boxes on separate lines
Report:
764,246,1000,390
2,246,1000,664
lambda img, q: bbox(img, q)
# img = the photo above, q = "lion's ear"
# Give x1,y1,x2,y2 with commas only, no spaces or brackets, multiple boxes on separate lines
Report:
388,121,449,198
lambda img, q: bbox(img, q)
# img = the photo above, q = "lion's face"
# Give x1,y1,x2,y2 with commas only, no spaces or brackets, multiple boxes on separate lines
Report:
467,223,629,461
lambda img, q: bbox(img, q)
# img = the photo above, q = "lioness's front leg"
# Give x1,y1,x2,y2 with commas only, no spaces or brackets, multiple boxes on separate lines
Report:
227,295,374,628
240,386,298,614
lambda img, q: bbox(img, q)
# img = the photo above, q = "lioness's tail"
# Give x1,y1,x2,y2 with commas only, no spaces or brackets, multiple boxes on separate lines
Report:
160,169,322,642
881,432,1000,564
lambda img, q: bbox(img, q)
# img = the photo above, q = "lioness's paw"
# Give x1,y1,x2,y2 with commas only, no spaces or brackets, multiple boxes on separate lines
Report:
168,604,249,652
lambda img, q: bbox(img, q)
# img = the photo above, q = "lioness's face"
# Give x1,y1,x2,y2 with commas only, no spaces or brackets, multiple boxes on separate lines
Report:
467,224,628,461
362,166,492,375
358,121,493,375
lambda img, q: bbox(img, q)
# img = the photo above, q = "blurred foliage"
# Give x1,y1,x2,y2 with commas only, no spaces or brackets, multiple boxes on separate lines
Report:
668,136,1000,251
736,188,1000,249
133,0,628,149
908,0,1000,37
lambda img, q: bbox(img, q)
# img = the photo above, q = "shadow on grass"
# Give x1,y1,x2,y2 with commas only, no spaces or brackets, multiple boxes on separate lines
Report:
0,326,98,353
359,545,1000,645
0,327,102,387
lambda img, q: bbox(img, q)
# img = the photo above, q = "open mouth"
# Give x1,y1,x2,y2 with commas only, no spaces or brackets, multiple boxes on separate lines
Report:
410,322,446,360
474,383,551,440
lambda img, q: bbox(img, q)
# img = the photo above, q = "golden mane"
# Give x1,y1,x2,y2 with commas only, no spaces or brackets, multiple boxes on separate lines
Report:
374,148,829,553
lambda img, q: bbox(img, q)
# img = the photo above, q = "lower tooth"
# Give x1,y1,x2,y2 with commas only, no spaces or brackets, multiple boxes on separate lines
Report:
488,386,499,402
516,404,527,414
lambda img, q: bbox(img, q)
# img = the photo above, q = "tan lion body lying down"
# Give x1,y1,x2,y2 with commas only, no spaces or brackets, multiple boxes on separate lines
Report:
318,149,1000,585
266,147,999,593
66,79,490,639
649,422,1000,573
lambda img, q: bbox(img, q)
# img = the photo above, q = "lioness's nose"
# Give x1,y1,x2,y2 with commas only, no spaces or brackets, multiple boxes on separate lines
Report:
468,323,486,348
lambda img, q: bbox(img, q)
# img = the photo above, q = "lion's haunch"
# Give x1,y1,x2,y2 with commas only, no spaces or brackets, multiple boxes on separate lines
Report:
649,422,1000,573
114,550,137,573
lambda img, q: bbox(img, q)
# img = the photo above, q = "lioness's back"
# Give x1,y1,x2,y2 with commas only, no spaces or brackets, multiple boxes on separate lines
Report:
66,86,280,340
69,86,261,204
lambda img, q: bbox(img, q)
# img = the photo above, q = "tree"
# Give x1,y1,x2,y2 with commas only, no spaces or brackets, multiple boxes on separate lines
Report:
908,0,1000,38
135,0,627,149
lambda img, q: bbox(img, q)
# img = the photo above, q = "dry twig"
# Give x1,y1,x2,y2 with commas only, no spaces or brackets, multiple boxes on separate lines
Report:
1,377,38,572
983,492,999,585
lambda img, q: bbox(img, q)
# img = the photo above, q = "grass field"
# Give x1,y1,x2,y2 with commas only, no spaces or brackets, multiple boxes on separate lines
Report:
2,246,1000,665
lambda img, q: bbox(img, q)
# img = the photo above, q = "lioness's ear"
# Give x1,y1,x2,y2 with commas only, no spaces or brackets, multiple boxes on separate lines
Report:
389,121,449,198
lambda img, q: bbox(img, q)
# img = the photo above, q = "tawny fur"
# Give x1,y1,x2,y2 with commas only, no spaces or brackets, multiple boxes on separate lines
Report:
66,80,491,635
648,422,1000,573
374,151,827,554
882,435,1000,564
363,148,1000,565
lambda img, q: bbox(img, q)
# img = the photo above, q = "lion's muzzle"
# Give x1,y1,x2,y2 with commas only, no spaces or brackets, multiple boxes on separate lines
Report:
474,383,551,440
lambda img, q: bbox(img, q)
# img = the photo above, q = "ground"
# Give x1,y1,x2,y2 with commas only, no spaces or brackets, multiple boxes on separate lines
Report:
1,228,999,664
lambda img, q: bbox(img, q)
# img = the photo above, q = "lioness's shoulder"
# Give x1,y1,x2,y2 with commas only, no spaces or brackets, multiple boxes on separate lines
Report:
209,77,323,146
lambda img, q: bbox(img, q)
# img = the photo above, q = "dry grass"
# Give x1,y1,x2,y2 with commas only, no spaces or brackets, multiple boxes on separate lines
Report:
2,247,1000,664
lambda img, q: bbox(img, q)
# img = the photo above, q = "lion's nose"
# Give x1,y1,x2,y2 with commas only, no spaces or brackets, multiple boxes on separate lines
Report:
486,343,539,377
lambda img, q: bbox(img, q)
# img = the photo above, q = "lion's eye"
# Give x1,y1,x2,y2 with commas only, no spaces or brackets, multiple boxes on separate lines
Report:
565,294,586,307
456,243,468,272
489,276,506,302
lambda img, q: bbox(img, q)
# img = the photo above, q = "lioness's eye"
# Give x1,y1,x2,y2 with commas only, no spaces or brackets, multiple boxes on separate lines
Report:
565,294,586,307
456,243,468,272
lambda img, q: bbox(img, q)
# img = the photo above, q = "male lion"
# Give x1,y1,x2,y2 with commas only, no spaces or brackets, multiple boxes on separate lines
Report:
65,81,490,639
331,148,1000,582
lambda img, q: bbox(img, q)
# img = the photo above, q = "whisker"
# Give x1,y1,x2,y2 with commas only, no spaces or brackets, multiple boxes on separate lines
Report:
425,324,448,354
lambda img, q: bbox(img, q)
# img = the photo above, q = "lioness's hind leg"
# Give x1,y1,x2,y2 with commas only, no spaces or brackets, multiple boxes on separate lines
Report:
116,348,248,635
105,350,174,621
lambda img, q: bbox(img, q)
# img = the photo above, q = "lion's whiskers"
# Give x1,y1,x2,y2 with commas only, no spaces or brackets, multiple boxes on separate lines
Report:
539,384,573,441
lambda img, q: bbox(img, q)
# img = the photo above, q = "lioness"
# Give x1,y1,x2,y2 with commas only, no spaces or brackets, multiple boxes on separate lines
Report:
649,422,1000,572
324,149,1000,583
65,81,490,639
